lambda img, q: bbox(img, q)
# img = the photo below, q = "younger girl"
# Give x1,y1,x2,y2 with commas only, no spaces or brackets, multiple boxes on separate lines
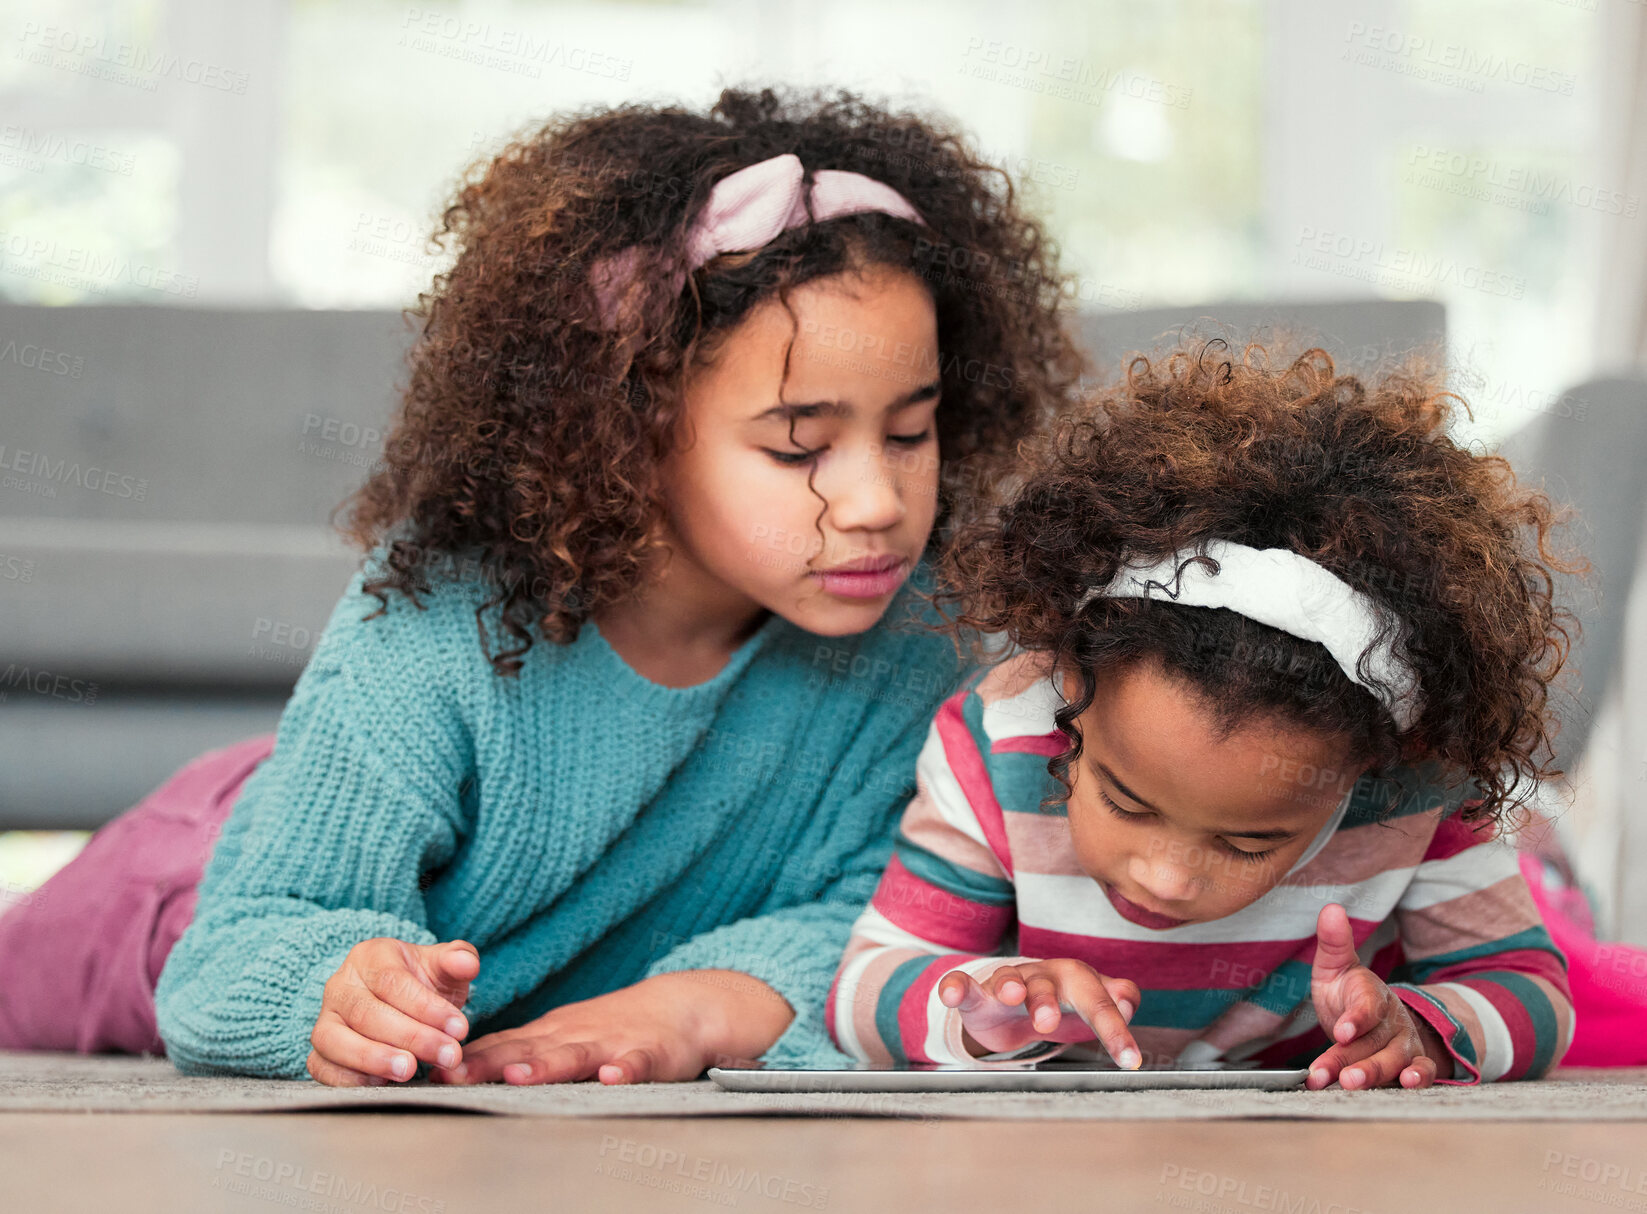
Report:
0,85,1089,1084
829,339,1578,1086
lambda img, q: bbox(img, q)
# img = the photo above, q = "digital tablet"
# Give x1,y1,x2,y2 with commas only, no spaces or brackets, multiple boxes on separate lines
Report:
708,1057,1310,1093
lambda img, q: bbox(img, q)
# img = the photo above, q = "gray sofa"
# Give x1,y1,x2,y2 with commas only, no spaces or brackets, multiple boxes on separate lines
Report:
1497,375,1647,943
0,299,1445,829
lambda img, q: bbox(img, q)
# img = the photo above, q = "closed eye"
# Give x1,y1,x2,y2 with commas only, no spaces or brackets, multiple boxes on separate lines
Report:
763,447,820,467
1097,788,1150,821
1096,789,1279,864
764,427,932,467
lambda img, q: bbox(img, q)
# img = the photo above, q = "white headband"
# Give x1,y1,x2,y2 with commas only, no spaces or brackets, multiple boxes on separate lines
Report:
1074,540,1423,731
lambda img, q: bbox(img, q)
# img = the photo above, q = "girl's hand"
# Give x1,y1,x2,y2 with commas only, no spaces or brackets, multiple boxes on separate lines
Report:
937,959,1142,1066
306,938,479,1087
1307,903,1454,1089
429,969,794,1086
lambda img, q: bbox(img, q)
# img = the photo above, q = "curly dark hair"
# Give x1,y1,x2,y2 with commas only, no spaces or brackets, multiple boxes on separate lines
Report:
931,337,1583,829
329,84,1088,674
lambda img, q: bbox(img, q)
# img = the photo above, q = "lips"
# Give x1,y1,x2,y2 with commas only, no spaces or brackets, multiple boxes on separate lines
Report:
809,555,909,600
1101,882,1191,929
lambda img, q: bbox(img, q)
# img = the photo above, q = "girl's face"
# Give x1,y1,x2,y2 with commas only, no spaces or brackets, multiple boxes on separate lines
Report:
1057,660,1368,927
661,265,942,637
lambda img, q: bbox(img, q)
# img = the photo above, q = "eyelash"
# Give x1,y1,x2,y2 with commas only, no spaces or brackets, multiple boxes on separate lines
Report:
765,429,933,467
1096,789,1279,863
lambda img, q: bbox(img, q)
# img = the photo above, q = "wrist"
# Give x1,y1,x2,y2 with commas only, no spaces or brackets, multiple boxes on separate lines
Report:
1409,1007,1456,1079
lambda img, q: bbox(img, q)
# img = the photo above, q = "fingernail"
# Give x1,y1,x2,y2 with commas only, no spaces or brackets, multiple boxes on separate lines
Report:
504,1062,530,1082
437,1044,459,1069
391,1055,412,1079
1344,1068,1361,1087
1117,999,1135,1020
1118,1048,1140,1070
452,1063,467,1081
1310,1068,1328,1088
445,1017,466,1038
365,1075,389,1086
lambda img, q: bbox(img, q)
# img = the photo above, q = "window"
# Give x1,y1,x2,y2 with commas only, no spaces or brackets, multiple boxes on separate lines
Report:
2,0,1627,444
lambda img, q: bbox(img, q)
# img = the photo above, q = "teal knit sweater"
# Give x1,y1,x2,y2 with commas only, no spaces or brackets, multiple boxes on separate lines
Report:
154,551,974,1079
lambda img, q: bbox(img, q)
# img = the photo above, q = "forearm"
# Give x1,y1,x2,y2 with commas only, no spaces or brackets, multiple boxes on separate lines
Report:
156,903,438,1078
1391,967,1573,1083
1394,819,1575,1082
643,970,796,1064
641,906,862,1068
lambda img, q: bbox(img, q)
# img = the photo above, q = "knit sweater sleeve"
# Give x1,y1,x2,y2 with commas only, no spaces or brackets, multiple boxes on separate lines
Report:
153,572,478,1079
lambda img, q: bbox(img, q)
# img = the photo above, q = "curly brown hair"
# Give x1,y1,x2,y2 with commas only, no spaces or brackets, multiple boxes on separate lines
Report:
330,84,1088,674
932,337,1583,829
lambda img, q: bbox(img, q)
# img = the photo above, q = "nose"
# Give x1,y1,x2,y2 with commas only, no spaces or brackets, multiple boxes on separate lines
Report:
817,440,907,535
1125,852,1199,905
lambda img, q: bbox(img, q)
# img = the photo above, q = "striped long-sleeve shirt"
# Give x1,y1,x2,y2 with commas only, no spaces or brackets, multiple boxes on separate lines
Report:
827,650,1575,1084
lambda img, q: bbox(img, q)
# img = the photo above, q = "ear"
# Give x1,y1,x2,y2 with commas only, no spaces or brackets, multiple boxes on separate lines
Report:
1057,664,1081,705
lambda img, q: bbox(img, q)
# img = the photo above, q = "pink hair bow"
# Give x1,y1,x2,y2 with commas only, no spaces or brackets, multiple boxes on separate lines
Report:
587,152,926,330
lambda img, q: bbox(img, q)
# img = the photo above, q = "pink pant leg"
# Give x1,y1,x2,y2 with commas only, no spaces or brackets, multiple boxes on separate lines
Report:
0,734,277,1054
1520,851,1647,1067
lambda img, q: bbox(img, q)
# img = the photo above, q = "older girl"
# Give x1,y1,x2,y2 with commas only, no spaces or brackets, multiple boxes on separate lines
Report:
0,85,1086,1084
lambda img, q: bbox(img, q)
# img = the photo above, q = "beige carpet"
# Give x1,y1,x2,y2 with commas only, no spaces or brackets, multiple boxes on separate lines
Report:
3,1051,1645,1120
